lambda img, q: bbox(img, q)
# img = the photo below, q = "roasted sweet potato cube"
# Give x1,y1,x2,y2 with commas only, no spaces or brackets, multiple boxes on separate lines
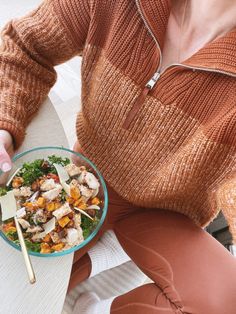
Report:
78,202,87,210
51,243,65,251
66,196,75,205
40,243,51,254
4,225,17,233
12,177,24,188
91,197,100,205
58,216,71,228
54,202,62,209
70,187,81,200
24,202,37,210
37,197,46,208
46,202,55,211
43,234,51,243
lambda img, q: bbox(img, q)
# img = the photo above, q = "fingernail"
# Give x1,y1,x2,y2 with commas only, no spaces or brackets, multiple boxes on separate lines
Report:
2,162,11,172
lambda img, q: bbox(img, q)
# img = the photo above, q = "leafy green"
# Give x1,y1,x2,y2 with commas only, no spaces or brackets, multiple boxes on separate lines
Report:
48,155,70,167
60,190,67,202
18,159,44,185
14,239,41,253
81,216,99,239
8,155,70,187
24,240,41,253
5,230,18,241
0,187,8,196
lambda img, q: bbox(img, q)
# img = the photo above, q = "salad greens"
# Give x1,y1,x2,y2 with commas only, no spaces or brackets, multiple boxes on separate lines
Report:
0,187,8,197
81,215,99,239
19,159,44,185
18,156,71,185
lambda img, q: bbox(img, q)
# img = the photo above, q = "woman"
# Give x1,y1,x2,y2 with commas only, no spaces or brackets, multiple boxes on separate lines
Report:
0,0,236,313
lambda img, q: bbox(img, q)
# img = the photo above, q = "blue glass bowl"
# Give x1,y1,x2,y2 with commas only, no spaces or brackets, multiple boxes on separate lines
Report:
0,146,108,257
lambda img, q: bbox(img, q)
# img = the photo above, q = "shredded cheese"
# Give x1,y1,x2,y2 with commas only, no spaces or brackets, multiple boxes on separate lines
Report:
53,163,71,196
0,191,17,221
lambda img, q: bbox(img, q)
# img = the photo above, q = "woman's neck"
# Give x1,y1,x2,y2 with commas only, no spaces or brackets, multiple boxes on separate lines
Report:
171,0,236,33
161,0,236,69
170,0,236,52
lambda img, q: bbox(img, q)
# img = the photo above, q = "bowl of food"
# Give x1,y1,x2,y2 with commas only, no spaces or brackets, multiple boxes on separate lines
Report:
0,146,108,257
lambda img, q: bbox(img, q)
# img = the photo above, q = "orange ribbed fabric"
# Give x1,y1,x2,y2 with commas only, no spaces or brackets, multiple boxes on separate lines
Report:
0,0,236,243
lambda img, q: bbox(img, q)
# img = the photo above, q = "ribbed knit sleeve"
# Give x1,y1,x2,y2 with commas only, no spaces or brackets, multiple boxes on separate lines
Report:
213,174,236,244
0,0,91,148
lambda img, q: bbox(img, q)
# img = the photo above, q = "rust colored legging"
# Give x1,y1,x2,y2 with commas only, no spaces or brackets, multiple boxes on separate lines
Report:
68,182,236,314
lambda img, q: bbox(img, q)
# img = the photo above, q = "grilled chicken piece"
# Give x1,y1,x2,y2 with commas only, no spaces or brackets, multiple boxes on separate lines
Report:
53,202,72,220
40,179,56,191
84,172,100,190
26,225,43,233
42,185,62,201
69,179,79,189
50,231,60,244
74,213,82,229
13,187,33,198
18,218,30,229
33,209,47,224
79,185,93,199
66,227,84,246
64,164,81,177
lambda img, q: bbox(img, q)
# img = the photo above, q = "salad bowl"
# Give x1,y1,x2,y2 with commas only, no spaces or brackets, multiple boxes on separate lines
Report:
0,146,108,257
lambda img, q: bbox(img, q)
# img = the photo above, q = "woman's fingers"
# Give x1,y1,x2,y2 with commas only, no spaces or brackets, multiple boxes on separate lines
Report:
0,130,14,173
71,141,85,166
0,143,12,172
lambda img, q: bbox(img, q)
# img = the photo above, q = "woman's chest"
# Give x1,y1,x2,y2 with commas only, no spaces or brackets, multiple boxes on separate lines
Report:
82,44,234,132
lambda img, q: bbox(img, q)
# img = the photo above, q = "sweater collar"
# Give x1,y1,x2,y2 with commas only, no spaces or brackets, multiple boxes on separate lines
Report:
138,0,236,77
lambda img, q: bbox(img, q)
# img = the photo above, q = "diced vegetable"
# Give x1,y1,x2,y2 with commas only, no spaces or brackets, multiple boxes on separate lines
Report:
91,197,100,205
37,197,46,208
46,202,55,211
51,243,65,251
42,234,51,243
4,226,17,233
12,177,24,188
70,187,81,200
58,216,71,228
40,243,51,254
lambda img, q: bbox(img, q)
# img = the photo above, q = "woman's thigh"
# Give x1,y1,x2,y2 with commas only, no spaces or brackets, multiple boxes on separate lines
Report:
113,209,236,314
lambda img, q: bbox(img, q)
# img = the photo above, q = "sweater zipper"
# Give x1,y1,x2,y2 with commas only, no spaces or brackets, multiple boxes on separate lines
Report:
123,0,236,129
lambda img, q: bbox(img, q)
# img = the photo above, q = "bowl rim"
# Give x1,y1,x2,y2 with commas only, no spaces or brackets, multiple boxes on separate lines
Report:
0,146,108,257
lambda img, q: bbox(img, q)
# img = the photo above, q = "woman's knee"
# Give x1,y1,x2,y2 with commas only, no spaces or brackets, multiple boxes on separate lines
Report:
111,283,177,314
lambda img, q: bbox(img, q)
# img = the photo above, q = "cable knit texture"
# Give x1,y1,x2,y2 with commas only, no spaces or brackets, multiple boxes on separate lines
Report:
0,0,236,243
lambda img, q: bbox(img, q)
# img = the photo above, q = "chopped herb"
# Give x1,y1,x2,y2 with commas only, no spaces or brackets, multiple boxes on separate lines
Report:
60,190,67,202
24,240,41,253
5,230,18,241
18,159,44,185
81,216,99,239
0,187,8,196
14,239,41,253
48,155,70,167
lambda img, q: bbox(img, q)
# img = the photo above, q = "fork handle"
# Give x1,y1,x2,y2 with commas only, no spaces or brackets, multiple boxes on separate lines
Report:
14,217,36,284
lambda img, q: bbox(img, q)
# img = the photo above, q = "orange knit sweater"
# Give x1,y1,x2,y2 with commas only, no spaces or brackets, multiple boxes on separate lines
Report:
0,0,236,243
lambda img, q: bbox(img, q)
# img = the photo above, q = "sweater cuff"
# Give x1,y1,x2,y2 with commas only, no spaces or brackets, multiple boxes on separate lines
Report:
0,119,25,150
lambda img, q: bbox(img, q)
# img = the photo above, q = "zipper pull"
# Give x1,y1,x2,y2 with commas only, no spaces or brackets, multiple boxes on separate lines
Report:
123,72,161,129
145,71,161,89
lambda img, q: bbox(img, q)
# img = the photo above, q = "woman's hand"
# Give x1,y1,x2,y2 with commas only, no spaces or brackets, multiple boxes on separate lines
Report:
0,130,14,172
73,141,83,154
